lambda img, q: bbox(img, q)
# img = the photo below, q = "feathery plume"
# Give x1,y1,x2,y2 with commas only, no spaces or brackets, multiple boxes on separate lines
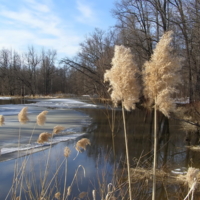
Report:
54,192,61,199
37,132,51,144
143,31,182,117
53,125,65,134
104,45,141,111
37,111,48,126
75,138,91,152
18,107,29,124
0,115,4,126
64,147,71,157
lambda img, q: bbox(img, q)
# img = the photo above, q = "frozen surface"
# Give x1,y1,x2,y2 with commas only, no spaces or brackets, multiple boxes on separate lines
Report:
29,98,98,109
0,98,93,160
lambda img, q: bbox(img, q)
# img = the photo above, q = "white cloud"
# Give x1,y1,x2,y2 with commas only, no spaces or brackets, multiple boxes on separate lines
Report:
75,0,98,24
23,0,50,13
0,7,61,36
77,0,93,18
0,0,82,58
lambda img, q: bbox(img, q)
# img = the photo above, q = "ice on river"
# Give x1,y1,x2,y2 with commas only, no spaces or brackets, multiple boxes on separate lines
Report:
31,98,98,108
0,98,94,160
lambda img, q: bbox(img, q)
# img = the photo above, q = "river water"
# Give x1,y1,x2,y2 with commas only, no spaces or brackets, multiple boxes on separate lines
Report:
0,97,199,199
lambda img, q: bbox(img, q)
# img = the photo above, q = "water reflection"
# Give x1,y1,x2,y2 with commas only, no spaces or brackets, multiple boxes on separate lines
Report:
77,107,200,199
80,107,188,168
1,102,200,199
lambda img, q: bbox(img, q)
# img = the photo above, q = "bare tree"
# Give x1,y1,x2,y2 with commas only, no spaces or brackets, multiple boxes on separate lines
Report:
61,29,117,97
39,49,57,95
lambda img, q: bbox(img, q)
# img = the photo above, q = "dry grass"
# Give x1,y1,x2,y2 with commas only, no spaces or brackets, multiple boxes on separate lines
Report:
75,138,91,152
53,125,65,134
143,31,182,117
18,107,29,124
175,105,200,133
64,147,71,157
37,132,52,144
129,166,200,190
54,192,61,199
67,186,71,196
104,45,141,111
186,167,199,189
37,111,48,126
130,167,167,183
0,115,5,126
186,145,200,151
78,191,87,198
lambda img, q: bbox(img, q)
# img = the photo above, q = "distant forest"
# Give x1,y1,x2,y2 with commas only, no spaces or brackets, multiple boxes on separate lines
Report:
1,0,200,102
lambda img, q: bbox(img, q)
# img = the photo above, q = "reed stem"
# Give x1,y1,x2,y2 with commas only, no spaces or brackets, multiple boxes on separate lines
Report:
152,102,157,200
122,105,132,200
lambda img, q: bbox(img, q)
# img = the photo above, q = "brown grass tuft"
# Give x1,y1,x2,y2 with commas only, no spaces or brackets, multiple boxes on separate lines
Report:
37,111,48,126
37,132,52,144
0,115,4,126
53,125,65,134
64,147,71,157
75,138,91,152
54,192,61,199
18,107,29,124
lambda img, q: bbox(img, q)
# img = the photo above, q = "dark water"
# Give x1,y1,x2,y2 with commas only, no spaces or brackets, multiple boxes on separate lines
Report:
0,99,199,200
0,98,31,105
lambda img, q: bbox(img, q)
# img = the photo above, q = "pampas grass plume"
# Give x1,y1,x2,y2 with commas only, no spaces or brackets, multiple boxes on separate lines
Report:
37,111,48,126
18,107,29,124
37,132,51,144
104,45,141,111
64,147,71,157
75,138,91,152
0,115,4,126
143,31,182,117
53,125,65,134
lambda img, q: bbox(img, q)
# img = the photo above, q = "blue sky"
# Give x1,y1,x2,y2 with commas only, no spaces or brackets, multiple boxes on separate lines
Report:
0,0,116,58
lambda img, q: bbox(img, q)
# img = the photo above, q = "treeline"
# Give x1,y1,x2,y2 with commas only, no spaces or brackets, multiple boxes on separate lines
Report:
0,47,77,96
1,0,200,102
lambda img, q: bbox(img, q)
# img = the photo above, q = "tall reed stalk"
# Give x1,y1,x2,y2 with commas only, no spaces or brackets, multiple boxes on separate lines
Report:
143,31,182,200
104,45,141,199
152,102,157,200
122,105,132,200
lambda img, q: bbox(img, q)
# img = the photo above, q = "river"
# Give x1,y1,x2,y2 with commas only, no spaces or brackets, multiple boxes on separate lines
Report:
0,97,199,199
